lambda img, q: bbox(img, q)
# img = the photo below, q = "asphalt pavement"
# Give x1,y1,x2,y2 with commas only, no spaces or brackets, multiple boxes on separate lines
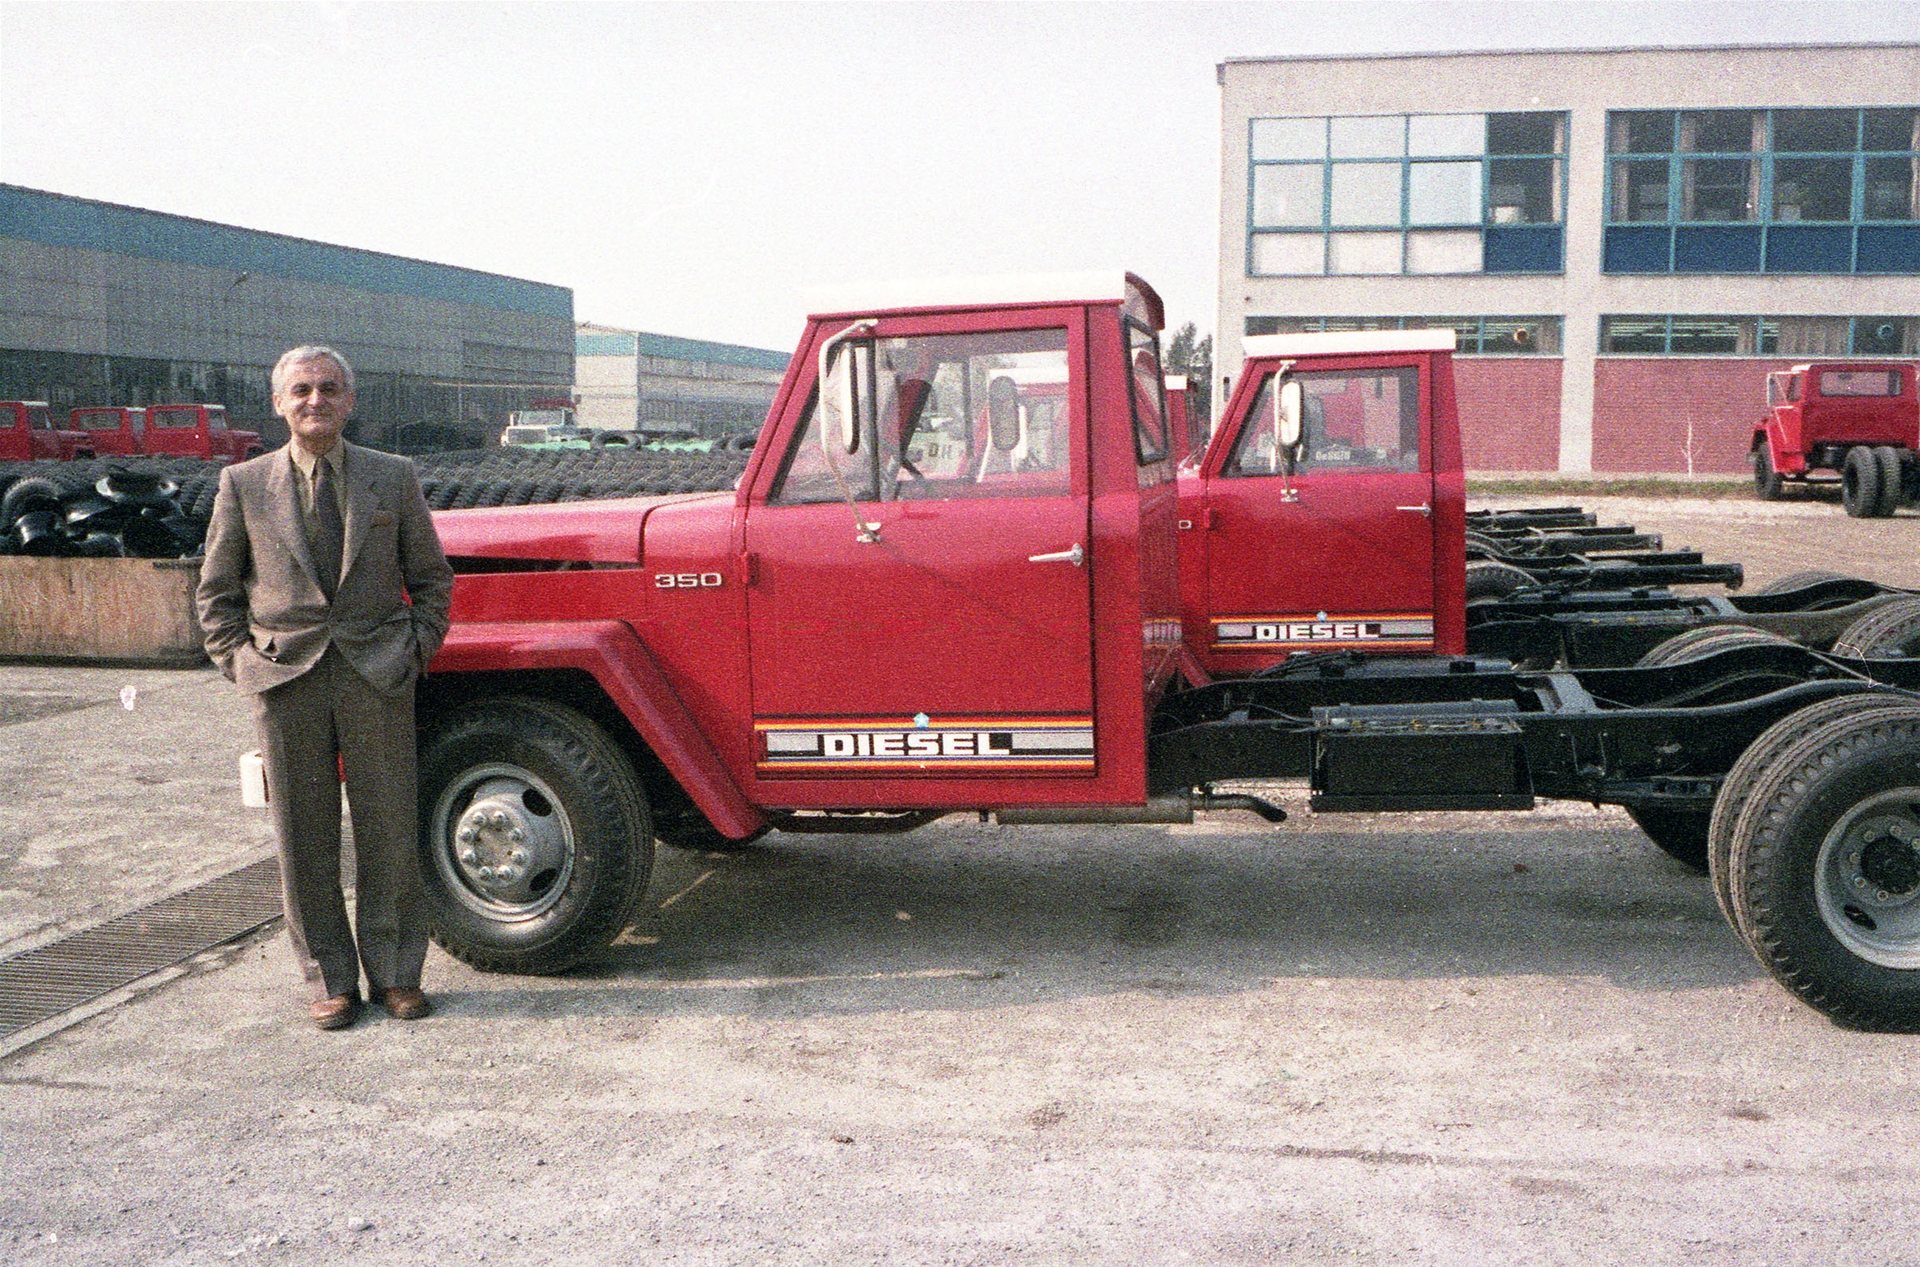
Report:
4,499,1920,1264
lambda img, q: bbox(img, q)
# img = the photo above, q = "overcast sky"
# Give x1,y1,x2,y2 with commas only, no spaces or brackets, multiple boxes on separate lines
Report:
3,1,1916,351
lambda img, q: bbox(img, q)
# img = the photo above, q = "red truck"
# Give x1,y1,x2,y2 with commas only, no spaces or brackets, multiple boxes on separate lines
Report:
69,406,147,457
407,272,1920,1030
1751,361,1919,517
141,403,263,463
0,401,94,462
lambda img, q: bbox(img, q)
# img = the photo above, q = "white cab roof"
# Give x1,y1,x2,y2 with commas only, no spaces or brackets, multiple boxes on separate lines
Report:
1242,329,1456,359
806,271,1135,318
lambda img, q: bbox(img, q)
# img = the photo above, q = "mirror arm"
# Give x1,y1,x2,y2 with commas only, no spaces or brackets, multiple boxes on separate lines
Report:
817,320,882,542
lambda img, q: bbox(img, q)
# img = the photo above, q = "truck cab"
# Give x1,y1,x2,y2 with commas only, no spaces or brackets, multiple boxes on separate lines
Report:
1753,361,1919,514
0,401,93,461
143,403,263,462
69,406,146,457
1176,329,1466,678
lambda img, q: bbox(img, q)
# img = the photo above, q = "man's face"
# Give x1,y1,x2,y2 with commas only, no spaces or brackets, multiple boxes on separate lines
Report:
274,356,354,453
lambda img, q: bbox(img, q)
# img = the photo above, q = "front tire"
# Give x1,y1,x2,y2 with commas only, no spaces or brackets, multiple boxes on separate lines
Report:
418,697,654,974
1624,806,1709,871
1730,711,1920,1030
1752,445,1784,500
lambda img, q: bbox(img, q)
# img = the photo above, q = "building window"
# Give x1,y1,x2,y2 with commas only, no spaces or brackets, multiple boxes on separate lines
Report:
1599,315,1919,355
1604,108,1920,274
1248,112,1567,276
1245,315,1562,355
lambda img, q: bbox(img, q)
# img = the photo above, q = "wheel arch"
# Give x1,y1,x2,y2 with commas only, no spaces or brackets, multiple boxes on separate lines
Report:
423,620,767,842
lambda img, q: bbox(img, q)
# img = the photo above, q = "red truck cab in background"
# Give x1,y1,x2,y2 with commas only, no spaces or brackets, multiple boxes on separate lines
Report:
1752,361,1919,517
1175,329,1466,679
69,406,147,457
142,403,263,462
0,401,94,461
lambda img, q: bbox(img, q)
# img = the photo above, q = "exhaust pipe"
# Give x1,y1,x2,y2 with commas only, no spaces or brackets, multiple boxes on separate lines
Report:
993,790,1287,826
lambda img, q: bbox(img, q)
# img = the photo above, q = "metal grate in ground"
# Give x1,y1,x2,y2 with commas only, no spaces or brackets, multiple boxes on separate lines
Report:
0,858,282,1038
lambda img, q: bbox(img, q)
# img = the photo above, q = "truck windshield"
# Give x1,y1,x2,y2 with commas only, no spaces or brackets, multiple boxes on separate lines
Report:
772,328,1071,505
1818,371,1902,397
1223,366,1421,477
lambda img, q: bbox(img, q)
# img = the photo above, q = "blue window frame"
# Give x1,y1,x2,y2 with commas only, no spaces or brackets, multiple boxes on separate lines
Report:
1248,112,1567,276
1598,315,1919,356
1603,108,1920,274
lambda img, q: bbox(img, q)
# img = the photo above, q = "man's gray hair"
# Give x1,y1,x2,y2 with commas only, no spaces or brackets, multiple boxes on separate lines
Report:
271,345,356,396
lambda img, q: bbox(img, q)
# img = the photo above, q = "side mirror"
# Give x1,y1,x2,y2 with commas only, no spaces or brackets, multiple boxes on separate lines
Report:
1275,377,1303,450
820,342,868,455
988,376,1021,452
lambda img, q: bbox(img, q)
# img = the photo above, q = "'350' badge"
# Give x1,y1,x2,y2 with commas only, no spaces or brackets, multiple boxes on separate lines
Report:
654,572,724,589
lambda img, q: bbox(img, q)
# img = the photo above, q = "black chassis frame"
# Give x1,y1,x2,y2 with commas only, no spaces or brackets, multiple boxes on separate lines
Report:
1148,644,1920,812
1466,576,1914,668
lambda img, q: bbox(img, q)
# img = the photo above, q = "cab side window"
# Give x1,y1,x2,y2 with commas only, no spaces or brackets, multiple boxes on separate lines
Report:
1222,367,1421,477
770,328,1072,505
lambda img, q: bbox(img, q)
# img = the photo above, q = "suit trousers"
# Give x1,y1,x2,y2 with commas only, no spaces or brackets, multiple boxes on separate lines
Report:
251,644,428,1000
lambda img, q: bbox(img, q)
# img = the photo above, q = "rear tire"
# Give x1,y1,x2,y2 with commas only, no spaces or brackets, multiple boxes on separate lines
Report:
1634,624,1790,667
1831,596,1920,659
1843,447,1883,518
1708,695,1920,941
1873,446,1905,516
1730,711,1920,1030
1752,445,1784,500
1755,569,1848,596
417,697,654,975
1464,560,1534,605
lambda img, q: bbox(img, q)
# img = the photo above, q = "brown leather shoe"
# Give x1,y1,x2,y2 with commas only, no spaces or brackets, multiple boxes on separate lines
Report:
310,993,360,1030
380,987,431,1020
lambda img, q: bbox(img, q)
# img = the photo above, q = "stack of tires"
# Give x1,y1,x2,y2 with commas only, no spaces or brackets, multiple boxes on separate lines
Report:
412,447,751,512
0,459,221,558
1840,444,1912,519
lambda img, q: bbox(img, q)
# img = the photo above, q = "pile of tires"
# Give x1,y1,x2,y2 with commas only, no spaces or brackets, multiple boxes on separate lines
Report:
411,447,751,512
0,459,223,558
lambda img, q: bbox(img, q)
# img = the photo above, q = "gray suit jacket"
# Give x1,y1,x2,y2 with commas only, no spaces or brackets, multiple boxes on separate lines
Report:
195,442,455,696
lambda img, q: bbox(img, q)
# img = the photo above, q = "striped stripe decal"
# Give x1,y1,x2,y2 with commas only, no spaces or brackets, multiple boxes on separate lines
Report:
756,715,1095,773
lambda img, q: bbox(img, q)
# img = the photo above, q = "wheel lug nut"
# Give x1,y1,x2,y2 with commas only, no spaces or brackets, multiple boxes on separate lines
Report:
458,827,476,844
489,811,508,828
510,849,528,865
509,829,525,844
460,850,478,867
478,866,495,881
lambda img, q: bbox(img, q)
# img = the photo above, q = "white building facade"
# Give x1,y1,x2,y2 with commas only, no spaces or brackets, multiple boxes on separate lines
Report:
1217,43,1919,473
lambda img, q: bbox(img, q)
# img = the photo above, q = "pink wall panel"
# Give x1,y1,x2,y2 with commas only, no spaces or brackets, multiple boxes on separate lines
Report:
1454,358,1562,472
1591,359,1787,474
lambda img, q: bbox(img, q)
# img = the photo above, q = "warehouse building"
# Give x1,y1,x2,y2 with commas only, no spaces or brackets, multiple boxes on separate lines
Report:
574,323,788,440
0,184,573,450
1216,43,1919,474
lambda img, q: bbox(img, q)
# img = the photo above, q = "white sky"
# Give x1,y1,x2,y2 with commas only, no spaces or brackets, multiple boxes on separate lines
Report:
3,1,1916,352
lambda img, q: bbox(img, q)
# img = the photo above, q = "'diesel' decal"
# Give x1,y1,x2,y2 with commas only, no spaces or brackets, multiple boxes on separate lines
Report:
756,715,1094,773
1212,613,1434,651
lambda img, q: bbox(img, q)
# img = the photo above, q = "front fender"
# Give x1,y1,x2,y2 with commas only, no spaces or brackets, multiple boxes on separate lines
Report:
429,620,766,840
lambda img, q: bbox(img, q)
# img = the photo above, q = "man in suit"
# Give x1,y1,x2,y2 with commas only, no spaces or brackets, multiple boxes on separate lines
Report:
197,346,455,1030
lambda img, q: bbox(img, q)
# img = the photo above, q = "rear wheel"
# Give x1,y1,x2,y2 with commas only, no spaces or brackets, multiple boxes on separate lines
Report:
1843,447,1883,518
1708,695,1920,941
1755,569,1848,596
1752,445,1784,500
1730,712,1920,1030
1634,624,1791,667
418,697,654,974
1831,596,1920,659
1873,446,1906,516
1464,560,1534,605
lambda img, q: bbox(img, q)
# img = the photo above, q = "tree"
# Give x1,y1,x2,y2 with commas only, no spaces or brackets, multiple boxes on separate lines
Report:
1164,323,1213,424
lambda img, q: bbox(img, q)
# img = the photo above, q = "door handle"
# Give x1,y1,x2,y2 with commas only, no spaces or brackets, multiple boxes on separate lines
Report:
1396,502,1433,518
1028,543,1085,567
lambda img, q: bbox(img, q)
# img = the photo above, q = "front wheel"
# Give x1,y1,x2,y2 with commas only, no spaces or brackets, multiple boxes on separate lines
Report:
1752,445,1784,500
1730,711,1920,1030
418,697,654,974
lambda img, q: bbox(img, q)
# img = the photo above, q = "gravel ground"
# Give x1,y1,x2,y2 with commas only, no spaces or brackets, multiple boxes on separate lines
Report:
2,494,1919,1266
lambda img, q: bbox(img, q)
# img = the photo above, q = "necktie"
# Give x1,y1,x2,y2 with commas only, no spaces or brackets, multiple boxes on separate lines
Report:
311,457,344,600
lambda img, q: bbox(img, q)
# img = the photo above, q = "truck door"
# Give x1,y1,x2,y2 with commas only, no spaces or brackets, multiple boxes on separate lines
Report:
1201,359,1436,663
744,313,1095,782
